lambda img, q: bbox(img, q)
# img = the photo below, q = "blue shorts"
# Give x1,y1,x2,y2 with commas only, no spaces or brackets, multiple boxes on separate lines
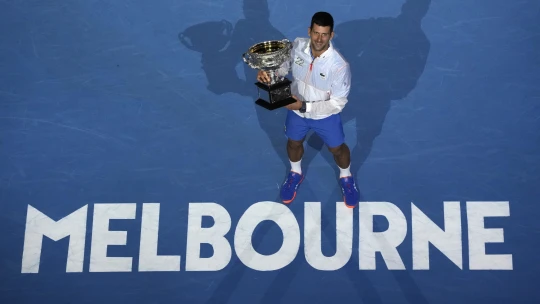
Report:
284,111,345,148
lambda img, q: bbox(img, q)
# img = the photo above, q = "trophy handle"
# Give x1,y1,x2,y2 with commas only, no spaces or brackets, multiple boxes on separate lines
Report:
242,52,251,64
281,38,292,48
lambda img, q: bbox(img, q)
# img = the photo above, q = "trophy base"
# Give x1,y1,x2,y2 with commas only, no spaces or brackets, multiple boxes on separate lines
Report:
254,78,297,111
255,96,297,110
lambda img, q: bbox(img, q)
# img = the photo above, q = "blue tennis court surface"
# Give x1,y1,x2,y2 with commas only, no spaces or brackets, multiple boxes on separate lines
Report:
1,0,539,303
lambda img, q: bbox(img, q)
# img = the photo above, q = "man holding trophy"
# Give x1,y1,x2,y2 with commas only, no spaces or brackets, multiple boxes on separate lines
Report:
244,12,359,208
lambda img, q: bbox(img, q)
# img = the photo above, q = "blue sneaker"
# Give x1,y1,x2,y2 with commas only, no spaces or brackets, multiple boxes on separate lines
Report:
280,171,304,204
339,176,359,208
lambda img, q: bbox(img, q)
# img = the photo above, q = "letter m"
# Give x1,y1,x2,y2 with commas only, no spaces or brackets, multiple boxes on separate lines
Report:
21,205,88,273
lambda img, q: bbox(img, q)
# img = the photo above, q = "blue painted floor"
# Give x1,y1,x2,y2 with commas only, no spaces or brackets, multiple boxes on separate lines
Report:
1,0,540,303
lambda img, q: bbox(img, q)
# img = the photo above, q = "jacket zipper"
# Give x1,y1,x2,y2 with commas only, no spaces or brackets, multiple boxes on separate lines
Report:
302,57,314,101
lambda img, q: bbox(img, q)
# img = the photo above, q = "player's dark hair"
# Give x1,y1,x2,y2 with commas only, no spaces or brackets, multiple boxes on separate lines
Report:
310,11,334,32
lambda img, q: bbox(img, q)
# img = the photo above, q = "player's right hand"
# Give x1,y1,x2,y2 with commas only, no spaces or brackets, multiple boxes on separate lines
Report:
257,70,271,83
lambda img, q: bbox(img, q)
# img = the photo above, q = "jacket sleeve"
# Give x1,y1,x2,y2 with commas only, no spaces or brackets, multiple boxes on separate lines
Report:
305,63,351,114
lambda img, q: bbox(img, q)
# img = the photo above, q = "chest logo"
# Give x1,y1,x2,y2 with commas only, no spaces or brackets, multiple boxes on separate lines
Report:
319,72,327,79
294,56,304,66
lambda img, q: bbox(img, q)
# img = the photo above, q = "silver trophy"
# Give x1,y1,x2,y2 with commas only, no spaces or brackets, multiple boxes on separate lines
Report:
242,39,296,110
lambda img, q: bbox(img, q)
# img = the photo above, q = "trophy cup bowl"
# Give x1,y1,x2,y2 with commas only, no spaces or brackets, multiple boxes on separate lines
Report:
242,39,296,110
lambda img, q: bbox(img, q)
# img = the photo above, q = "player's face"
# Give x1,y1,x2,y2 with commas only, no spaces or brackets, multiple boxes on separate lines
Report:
308,24,333,52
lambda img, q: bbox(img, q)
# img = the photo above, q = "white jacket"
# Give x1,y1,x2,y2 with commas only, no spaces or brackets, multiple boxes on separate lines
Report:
277,37,351,120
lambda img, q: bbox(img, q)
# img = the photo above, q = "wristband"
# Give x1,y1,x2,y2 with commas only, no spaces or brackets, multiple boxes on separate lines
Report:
299,101,307,113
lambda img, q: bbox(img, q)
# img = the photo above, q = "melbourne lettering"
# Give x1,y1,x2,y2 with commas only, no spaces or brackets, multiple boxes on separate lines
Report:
20,201,513,273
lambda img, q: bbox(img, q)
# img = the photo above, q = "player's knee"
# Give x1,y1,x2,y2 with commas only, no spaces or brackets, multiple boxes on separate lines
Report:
287,138,304,149
328,143,346,156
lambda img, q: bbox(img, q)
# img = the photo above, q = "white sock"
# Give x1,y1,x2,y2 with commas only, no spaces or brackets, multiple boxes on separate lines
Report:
339,164,351,178
290,159,302,174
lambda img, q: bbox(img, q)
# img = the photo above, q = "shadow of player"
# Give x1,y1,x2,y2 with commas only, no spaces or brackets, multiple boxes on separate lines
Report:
301,0,431,180
178,0,431,303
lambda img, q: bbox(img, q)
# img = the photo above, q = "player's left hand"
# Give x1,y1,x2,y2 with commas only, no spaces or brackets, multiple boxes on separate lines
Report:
285,96,302,110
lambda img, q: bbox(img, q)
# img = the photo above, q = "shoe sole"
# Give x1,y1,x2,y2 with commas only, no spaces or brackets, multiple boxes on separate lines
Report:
343,196,357,208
